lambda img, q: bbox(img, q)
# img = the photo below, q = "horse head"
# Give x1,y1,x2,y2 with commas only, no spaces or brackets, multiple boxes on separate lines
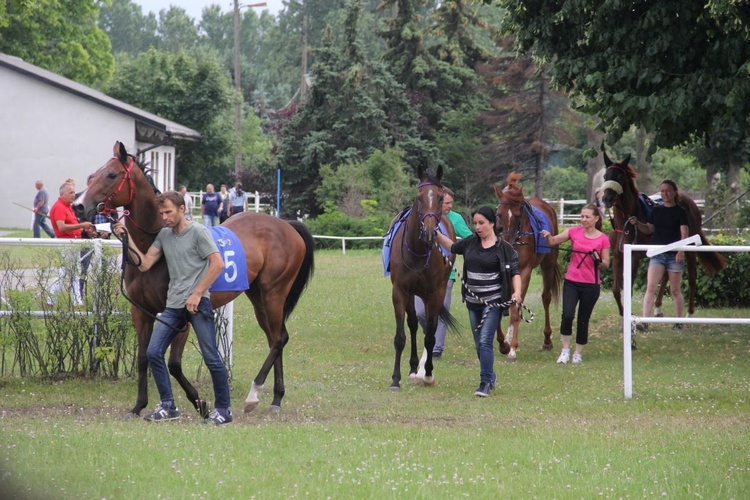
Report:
494,172,526,246
74,141,142,222
414,161,444,246
601,150,637,210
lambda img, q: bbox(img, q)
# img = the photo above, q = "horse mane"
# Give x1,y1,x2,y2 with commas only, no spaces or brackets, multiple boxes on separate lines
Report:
505,172,523,190
132,155,161,195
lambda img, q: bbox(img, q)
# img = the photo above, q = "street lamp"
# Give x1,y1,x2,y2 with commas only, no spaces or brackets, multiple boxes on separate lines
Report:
233,1,267,177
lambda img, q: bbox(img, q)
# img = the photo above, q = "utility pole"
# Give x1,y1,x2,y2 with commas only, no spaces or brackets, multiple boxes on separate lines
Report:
233,1,267,177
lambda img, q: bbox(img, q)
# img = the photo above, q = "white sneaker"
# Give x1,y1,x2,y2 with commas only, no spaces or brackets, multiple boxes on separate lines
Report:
572,353,583,364
556,349,570,364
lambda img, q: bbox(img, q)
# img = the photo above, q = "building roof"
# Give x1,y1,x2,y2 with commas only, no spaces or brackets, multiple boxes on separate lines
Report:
0,53,201,141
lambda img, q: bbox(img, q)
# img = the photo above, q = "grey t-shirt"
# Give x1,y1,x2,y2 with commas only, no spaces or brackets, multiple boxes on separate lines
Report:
33,188,49,215
153,223,219,308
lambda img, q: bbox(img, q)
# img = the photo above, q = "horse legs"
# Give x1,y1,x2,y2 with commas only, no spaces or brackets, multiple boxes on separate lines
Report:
389,291,408,391
686,253,697,317
166,326,208,418
127,312,153,418
505,267,533,362
539,257,555,351
244,290,287,413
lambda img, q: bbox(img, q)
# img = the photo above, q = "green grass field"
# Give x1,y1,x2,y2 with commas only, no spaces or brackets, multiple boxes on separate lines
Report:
1,249,749,498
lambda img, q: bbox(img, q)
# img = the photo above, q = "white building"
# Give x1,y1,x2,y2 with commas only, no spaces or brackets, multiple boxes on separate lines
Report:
0,53,200,229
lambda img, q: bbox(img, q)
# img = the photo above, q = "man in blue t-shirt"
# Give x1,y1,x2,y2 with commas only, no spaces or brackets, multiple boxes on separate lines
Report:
201,183,222,227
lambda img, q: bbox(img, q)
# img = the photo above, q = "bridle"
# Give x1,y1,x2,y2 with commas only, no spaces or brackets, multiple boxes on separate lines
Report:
496,200,533,247
602,163,640,251
98,155,135,218
399,181,444,271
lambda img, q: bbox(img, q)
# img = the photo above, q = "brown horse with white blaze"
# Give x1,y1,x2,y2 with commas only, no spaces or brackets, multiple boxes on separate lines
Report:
494,173,562,362
75,141,314,417
387,163,456,390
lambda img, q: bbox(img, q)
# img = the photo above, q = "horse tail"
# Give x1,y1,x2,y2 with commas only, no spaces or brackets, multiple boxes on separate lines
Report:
284,220,316,320
696,230,728,276
681,196,728,276
439,306,461,337
550,258,563,305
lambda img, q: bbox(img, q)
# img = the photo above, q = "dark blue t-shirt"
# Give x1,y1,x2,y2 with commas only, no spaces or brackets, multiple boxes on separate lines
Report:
202,192,221,217
648,204,689,245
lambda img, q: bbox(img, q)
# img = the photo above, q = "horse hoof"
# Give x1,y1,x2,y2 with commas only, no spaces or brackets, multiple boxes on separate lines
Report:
267,405,281,414
407,373,420,384
422,376,435,387
123,412,140,420
505,356,517,364
540,343,553,351
388,385,401,392
196,399,209,419
244,400,259,413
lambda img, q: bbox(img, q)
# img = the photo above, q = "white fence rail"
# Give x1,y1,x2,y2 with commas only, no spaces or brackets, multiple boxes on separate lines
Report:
622,240,750,399
543,199,588,225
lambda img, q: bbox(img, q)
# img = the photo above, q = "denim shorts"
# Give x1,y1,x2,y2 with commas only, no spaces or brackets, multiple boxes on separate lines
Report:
649,252,684,273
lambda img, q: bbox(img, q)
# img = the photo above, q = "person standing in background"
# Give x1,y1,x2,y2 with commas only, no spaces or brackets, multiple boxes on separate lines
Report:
218,184,230,223
201,184,221,226
415,187,472,359
32,180,55,238
180,186,193,221
48,182,94,306
228,182,248,217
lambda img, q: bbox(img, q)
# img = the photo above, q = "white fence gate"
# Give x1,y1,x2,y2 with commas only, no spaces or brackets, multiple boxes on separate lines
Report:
622,238,750,399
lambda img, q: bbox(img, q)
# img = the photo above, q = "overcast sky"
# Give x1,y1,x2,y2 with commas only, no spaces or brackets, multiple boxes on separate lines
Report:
134,0,285,21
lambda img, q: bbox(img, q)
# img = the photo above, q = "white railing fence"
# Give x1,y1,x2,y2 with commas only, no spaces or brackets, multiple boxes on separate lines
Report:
543,199,588,225
622,239,750,399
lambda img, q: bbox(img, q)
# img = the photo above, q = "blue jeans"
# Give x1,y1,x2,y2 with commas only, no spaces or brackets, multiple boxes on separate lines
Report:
148,297,231,409
202,215,220,227
34,213,55,238
467,305,502,384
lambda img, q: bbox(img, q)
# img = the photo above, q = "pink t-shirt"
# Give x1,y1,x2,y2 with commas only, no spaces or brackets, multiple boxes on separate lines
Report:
565,226,610,284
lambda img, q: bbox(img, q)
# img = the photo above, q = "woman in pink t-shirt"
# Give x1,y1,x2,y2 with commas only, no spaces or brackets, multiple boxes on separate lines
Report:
541,203,610,364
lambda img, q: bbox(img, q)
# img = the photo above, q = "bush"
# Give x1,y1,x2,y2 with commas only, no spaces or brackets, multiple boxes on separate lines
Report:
693,233,750,307
304,202,389,250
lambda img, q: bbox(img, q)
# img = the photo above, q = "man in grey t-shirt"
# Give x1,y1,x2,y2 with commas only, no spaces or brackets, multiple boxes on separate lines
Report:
32,180,55,238
114,191,232,425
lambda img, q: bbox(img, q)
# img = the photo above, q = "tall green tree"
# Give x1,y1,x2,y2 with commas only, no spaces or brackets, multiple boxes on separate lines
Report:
98,0,158,54
276,3,431,217
0,0,115,87
105,48,235,188
500,1,750,149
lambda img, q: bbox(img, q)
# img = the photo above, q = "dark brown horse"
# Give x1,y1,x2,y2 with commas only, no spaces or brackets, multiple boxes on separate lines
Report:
600,151,727,321
75,141,314,417
494,173,562,362
387,163,455,390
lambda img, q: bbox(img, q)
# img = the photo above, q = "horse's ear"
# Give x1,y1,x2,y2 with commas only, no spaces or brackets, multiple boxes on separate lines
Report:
436,164,443,182
622,154,631,167
416,161,426,180
603,145,613,167
494,184,503,199
113,141,128,163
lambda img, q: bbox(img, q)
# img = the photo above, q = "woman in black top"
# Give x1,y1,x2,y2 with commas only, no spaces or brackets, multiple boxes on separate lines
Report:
628,179,689,330
436,206,521,397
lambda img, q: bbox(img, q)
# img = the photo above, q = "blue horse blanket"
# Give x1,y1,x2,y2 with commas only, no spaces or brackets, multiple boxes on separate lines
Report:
209,226,250,292
524,203,554,254
382,208,450,277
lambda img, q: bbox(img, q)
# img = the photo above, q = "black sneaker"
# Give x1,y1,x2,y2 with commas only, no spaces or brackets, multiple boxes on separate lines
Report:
144,401,180,422
636,323,649,332
474,382,491,397
432,351,442,360
208,408,233,426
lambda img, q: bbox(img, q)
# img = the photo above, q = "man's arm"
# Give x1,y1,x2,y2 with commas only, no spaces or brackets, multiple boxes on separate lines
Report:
55,218,93,234
112,224,162,271
185,252,223,313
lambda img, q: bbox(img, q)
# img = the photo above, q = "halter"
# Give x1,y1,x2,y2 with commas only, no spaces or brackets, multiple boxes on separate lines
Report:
99,156,135,217
496,200,534,246
397,182,444,272
416,182,442,240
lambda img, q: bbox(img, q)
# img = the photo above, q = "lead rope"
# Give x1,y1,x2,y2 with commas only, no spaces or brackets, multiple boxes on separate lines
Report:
438,250,535,334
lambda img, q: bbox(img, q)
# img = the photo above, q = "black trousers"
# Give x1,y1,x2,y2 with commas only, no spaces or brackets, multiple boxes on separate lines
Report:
560,279,601,345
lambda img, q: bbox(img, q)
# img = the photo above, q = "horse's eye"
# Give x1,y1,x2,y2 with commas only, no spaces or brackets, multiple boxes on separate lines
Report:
107,172,117,180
